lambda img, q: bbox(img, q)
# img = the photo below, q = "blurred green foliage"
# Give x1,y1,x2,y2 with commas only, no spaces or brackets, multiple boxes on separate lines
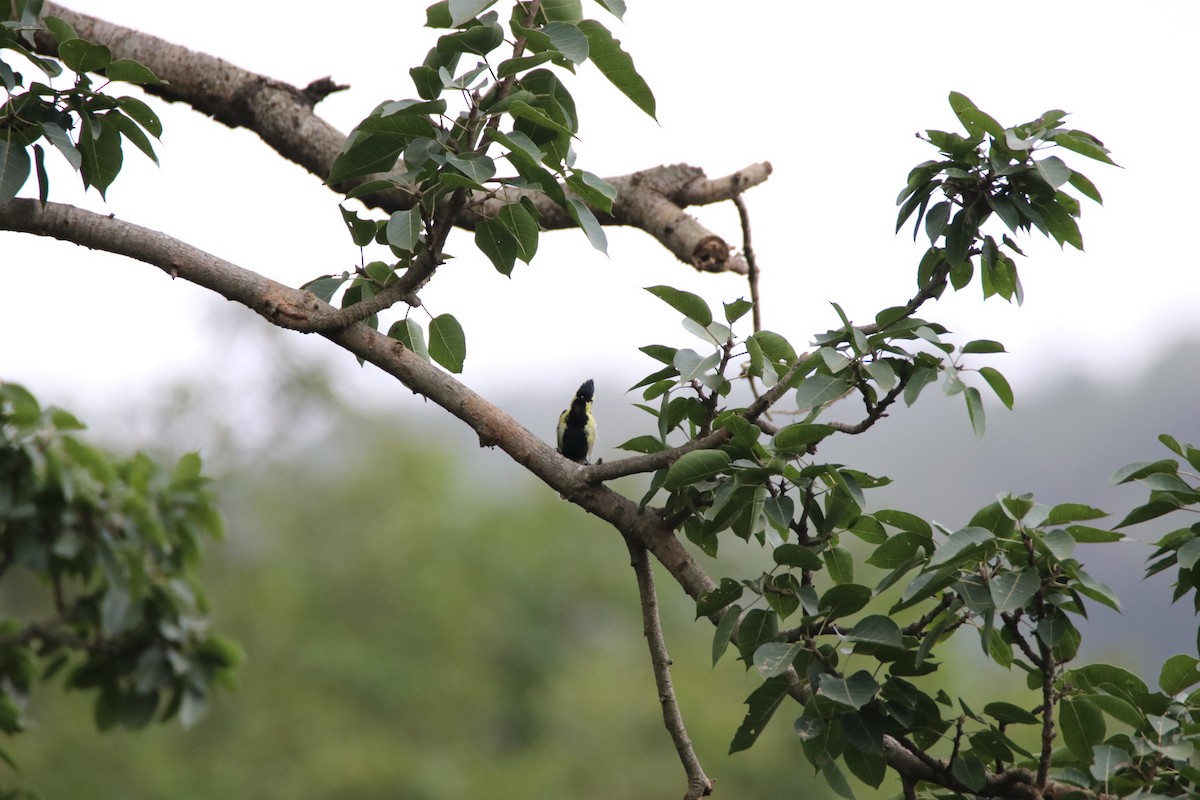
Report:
3,409,829,799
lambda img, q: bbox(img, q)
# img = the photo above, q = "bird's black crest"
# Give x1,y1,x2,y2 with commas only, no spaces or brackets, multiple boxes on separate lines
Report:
577,379,594,400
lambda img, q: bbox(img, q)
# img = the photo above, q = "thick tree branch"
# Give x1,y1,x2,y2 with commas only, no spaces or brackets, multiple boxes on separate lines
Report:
626,539,712,799
35,3,768,273
0,199,717,603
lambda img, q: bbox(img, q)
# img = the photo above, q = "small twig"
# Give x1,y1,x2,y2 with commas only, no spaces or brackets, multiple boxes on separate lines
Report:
827,374,910,435
858,261,951,336
1000,610,1043,669
732,194,761,334
902,594,955,636
625,537,713,799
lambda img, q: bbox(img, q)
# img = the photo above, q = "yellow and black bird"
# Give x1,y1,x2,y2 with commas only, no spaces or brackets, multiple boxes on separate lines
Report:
557,379,596,463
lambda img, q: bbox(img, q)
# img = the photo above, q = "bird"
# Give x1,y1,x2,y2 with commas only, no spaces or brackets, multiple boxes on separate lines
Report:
557,379,596,463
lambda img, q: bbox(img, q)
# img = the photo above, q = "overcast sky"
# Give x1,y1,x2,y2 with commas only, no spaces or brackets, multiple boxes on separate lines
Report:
2,2,1198,428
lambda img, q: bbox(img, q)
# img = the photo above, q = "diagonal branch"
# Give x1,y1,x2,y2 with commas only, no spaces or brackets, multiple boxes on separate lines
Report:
2,198,1104,800
0,198,717,604
626,538,712,799
34,3,769,273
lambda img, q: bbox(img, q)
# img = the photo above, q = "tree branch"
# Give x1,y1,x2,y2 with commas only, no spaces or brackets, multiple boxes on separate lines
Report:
626,538,712,799
34,3,769,273
0,199,717,604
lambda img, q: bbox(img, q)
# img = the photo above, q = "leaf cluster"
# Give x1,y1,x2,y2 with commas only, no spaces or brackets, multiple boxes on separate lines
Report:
0,382,240,764
897,92,1114,305
1119,435,1200,614
0,0,164,203
306,0,655,374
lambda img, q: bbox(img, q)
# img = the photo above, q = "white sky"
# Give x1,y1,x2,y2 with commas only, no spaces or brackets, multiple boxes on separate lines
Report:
2,2,1198,426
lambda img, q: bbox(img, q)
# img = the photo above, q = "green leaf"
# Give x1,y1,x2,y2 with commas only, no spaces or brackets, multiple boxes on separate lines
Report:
1060,696,1105,760
386,207,423,253
475,217,518,275
107,110,158,163
300,275,345,303
1067,170,1103,204
1090,744,1130,783
865,531,923,570
509,99,577,138
328,134,403,184
0,136,31,204
904,366,937,406
964,386,985,439
948,91,1003,138
1159,654,1200,695
1086,693,1143,728
663,449,730,491
565,168,616,214
593,0,627,19
752,330,798,365
541,21,589,63
865,360,896,391
928,526,993,568
989,570,1039,613
645,285,713,326
494,202,539,263
712,603,741,665
615,435,664,454
77,114,123,197
961,339,1006,354
40,122,83,169
771,423,836,457
1051,130,1117,166
673,348,718,381
540,0,584,21
1066,525,1123,543
754,641,806,679
1110,458,1178,485
42,15,78,44
1044,504,1107,527
339,204,378,247
824,545,854,585
117,96,163,138
1036,196,1083,250
724,298,753,324
448,0,497,26
576,20,656,120
817,670,878,709
736,609,778,665
978,367,1013,410
59,38,113,72
843,745,886,789
729,676,791,753
874,510,932,539
924,200,951,243
428,313,466,373
696,578,743,618
846,615,903,649
773,543,823,570
565,197,607,254
794,372,852,413
1034,155,1070,189
984,701,1038,725
951,754,988,792
819,584,872,620
388,317,430,361
104,58,164,85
